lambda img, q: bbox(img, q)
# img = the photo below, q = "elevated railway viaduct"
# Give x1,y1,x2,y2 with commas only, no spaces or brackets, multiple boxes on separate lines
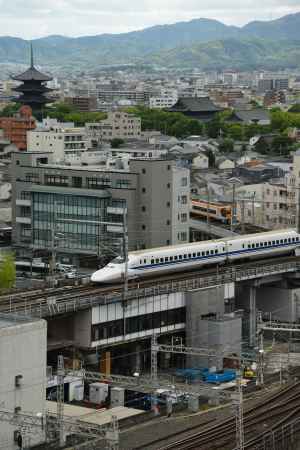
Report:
1,256,300,372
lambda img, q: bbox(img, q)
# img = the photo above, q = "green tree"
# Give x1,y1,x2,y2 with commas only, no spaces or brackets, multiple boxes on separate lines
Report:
289,104,300,113
219,138,234,153
0,253,15,290
0,103,21,117
227,124,244,141
110,138,124,148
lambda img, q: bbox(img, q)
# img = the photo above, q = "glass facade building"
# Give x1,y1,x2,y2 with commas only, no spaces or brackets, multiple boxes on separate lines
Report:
32,191,111,254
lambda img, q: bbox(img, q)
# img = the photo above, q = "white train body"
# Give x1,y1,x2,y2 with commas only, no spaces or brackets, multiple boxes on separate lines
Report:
91,229,300,283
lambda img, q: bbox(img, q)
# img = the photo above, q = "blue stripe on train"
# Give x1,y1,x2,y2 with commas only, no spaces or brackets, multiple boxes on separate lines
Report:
131,241,297,271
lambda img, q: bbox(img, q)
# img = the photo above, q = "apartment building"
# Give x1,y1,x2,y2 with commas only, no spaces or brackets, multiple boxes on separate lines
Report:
12,152,189,266
149,90,178,109
236,175,296,229
27,125,88,162
86,111,141,141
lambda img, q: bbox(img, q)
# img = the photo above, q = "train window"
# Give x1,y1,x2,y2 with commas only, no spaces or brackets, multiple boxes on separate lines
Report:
193,253,196,258
215,249,218,254
206,251,209,256
292,238,295,242
197,252,201,257
165,257,169,262
202,251,205,256
160,258,164,263
264,242,267,246
242,244,244,248
276,240,279,244
184,254,187,259
188,253,191,258
272,241,275,245
268,241,271,245
144,259,147,264
248,244,251,249
156,259,159,263
170,256,173,261
179,255,182,260
280,239,283,244
140,260,142,264
288,238,291,243
151,259,154,264
174,256,178,260
252,244,255,248
210,250,214,255
255,243,258,248
284,239,287,243
260,243,263,247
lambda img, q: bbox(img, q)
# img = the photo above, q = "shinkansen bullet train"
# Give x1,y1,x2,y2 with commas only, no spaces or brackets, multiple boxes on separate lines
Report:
91,229,300,283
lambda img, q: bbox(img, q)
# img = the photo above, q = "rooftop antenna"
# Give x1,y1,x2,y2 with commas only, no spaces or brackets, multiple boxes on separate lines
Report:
30,42,34,68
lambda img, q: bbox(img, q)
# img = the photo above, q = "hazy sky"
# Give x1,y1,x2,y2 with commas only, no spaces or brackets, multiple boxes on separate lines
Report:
0,0,299,39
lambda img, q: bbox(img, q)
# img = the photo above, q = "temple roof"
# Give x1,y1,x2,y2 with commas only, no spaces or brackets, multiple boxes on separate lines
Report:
12,66,52,82
12,44,52,82
169,97,222,113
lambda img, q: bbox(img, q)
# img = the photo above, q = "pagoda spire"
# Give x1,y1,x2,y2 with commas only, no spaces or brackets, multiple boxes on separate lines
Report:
30,42,34,68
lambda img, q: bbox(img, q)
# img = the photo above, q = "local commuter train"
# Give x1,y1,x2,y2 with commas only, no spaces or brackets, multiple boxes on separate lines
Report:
91,229,300,283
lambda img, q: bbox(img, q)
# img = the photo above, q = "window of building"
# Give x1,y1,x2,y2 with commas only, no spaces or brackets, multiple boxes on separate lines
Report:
167,202,171,207
142,188,146,193
72,177,82,188
181,196,187,204
45,175,68,187
167,220,170,225
87,177,111,189
142,168,146,174
116,179,131,189
142,225,146,230
181,213,187,222
181,177,188,187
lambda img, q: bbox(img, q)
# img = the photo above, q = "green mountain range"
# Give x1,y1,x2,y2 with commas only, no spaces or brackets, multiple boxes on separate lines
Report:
1,12,300,70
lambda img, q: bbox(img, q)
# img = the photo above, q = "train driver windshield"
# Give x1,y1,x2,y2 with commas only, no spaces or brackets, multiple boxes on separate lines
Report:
111,256,125,264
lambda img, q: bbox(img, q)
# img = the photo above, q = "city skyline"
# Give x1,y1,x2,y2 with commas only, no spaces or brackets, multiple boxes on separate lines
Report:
0,1,299,39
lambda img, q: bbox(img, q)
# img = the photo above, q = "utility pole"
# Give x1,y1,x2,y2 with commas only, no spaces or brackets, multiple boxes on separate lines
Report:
122,207,128,336
231,184,236,232
256,332,264,386
241,199,245,234
151,334,159,414
252,193,255,226
233,370,245,450
206,183,211,236
57,355,65,447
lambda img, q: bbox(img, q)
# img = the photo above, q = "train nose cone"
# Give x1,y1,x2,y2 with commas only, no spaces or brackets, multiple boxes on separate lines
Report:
91,268,122,283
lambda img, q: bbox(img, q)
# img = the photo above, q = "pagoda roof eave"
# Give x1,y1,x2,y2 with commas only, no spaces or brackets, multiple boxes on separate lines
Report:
12,66,52,82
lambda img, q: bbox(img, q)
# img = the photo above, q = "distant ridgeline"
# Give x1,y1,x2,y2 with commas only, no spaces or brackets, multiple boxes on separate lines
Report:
0,12,300,70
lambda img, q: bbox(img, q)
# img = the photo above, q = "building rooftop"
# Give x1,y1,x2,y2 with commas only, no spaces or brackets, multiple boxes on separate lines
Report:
0,313,40,329
170,97,222,113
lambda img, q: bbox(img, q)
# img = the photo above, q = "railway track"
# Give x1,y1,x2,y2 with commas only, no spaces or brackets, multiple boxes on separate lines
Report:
0,254,300,316
134,382,300,450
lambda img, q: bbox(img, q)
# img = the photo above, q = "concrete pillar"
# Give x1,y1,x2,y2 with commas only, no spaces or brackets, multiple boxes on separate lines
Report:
249,286,257,348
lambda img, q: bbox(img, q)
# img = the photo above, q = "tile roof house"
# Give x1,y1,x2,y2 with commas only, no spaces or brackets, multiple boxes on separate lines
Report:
229,109,271,125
